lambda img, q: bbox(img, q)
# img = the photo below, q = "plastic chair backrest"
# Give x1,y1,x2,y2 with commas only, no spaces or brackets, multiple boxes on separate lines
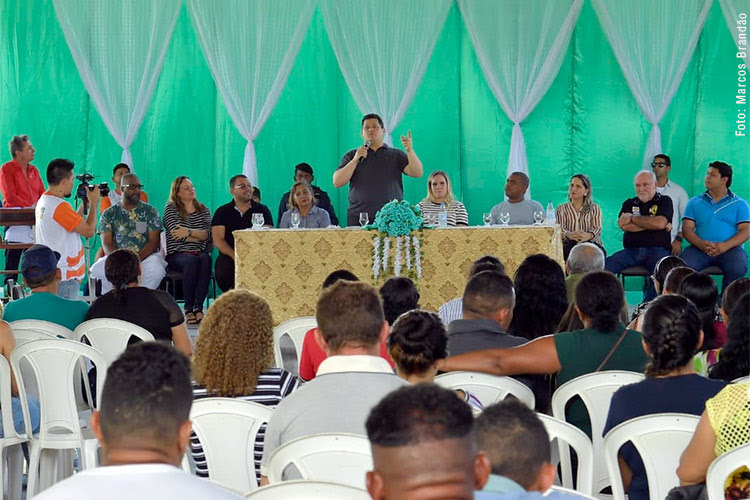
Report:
189,398,273,493
10,339,106,450
10,319,73,340
537,413,594,495
73,319,155,368
434,371,535,408
266,433,372,489
0,355,26,444
551,370,645,493
732,375,749,384
546,485,597,499
244,480,370,499
706,443,750,500
272,316,316,371
603,413,700,500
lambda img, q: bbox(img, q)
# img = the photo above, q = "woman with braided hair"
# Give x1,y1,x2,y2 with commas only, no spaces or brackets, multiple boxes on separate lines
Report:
603,294,728,500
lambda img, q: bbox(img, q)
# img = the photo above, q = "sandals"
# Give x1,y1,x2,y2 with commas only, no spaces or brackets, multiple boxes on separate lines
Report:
186,311,198,325
194,310,204,323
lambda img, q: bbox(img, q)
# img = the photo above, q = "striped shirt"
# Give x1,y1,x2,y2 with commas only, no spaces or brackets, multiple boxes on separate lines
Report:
555,202,603,246
418,200,469,226
439,297,463,324
190,368,299,483
163,203,212,255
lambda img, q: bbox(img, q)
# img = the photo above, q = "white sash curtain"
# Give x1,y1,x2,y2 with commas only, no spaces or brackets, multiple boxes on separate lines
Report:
187,0,315,185
458,0,583,190
591,0,712,170
320,0,452,145
718,0,750,66
53,0,181,169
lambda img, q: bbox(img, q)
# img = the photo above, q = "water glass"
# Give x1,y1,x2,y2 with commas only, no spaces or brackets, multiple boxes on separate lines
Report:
499,212,511,226
533,210,545,225
482,213,492,227
290,212,301,229
252,213,264,229
359,212,369,227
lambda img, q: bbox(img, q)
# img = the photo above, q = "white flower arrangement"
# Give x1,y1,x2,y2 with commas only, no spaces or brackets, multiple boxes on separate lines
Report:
372,236,381,280
365,200,424,282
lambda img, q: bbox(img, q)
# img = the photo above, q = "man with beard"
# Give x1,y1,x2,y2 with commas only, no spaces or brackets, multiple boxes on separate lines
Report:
35,159,100,299
90,172,166,293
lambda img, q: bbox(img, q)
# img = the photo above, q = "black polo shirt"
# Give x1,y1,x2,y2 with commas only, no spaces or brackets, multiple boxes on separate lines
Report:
211,200,273,248
337,143,409,226
619,193,673,249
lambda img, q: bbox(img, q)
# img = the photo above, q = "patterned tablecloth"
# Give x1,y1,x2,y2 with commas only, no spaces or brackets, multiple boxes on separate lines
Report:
235,225,563,325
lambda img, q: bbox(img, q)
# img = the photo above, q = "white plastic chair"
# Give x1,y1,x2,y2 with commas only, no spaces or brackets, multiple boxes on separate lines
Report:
602,413,700,500
546,485,597,499
73,318,155,368
265,433,372,490
244,480,370,499
732,375,749,384
537,413,594,495
10,339,107,497
272,316,316,372
189,398,273,493
434,371,535,409
551,370,645,494
10,319,73,340
706,443,750,500
0,355,27,500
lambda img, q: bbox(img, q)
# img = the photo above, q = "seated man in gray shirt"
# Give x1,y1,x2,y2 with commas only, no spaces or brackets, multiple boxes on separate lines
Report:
259,280,406,484
490,172,544,225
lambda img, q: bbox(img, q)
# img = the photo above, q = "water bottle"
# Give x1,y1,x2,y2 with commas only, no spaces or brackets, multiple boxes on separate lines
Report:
438,203,448,228
546,200,556,224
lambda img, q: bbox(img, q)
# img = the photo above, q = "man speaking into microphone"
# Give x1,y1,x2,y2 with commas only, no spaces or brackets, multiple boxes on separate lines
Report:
333,113,423,226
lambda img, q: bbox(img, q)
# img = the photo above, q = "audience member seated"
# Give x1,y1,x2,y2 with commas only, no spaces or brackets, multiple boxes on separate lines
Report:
389,310,482,413
565,242,605,304
663,266,695,295
191,289,299,482
556,174,604,260
298,270,394,382
85,249,192,356
365,384,492,500
417,170,469,226
677,381,750,497
603,295,727,500
90,173,166,293
99,163,149,212
259,280,406,483
509,254,568,340
0,320,40,439
163,176,212,323
627,255,686,331
278,180,331,229
211,175,273,292
3,244,88,330
33,343,240,500
276,163,337,226
441,271,648,436
475,400,556,495
704,292,749,382
681,161,750,294
678,272,725,350
379,276,420,325
439,255,506,324
489,172,543,225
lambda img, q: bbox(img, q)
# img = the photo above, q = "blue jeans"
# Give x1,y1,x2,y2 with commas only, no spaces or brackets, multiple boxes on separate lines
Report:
681,245,748,295
0,395,40,438
166,252,212,312
57,279,81,300
605,246,670,301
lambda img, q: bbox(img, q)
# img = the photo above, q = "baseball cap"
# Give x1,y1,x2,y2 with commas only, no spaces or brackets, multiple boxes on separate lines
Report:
21,244,60,279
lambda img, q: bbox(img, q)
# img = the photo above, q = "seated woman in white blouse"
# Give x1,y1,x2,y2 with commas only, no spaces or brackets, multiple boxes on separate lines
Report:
417,170,469,226
279,181,331,229
555,173,605,260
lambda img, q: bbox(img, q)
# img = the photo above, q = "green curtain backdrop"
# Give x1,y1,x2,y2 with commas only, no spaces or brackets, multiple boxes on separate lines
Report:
1,1,747,269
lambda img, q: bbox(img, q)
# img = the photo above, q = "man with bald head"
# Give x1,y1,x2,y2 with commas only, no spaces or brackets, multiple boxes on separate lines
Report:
605,170,673,300
489,172,544,225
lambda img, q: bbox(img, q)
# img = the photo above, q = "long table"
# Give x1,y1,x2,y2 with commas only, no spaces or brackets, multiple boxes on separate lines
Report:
235,225,563,325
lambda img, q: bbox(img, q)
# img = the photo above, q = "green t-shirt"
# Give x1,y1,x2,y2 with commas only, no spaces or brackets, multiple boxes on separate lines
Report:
3,292,89,332
553,325,648,436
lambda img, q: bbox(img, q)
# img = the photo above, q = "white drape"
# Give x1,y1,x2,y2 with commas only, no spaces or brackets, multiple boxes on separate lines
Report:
187,0,315,185
53,0,181,170
718,0,749,66
591,0,712,170
320,0,452,146
458,0,583,189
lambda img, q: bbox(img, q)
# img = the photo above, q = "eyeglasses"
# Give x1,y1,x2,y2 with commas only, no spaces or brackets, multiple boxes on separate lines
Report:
651,163,668,168
233,183,252,190
122,184,144,190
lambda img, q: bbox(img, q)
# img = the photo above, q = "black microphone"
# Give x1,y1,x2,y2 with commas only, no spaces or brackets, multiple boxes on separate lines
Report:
359,140,371,162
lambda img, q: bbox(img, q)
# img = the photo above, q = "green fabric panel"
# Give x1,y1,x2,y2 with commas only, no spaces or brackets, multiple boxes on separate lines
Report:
0,0,747,274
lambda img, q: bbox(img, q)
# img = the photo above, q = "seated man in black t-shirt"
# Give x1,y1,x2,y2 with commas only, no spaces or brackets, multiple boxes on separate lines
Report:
605,170,673,301
276,163,337,226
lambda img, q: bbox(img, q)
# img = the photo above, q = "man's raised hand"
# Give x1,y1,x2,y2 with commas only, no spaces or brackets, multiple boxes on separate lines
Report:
400,130,413,152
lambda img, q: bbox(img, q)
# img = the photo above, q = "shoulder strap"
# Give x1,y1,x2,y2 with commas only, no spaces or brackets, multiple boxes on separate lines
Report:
596,328,630,372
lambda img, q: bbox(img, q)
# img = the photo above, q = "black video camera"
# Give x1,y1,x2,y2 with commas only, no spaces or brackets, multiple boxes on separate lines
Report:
75,173,109,201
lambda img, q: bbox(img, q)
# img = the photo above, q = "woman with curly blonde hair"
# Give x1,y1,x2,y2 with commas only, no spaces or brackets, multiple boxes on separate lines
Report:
190,289,299,481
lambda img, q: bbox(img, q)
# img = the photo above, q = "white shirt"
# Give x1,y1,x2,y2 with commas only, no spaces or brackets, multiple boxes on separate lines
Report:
35,194,85,281
34,463,242,499
656,180,689,242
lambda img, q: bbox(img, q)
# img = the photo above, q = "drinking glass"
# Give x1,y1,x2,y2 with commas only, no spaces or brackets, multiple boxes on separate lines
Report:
252,213,264,229
533,210,545,225
359,212,369,226
499,212,511,226
427,214,437,227
290,212,301,229
482,213,492,227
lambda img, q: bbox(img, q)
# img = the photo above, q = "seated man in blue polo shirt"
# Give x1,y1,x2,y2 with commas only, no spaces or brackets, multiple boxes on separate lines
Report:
681,161,750,293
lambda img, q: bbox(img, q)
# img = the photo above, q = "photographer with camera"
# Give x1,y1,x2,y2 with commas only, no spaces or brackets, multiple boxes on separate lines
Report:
35,159,100,300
